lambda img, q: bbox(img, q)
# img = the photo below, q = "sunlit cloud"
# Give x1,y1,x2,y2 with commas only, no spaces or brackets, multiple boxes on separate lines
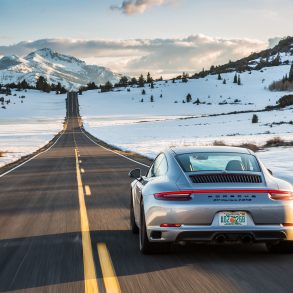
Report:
0,34,267,77
111,0,169,15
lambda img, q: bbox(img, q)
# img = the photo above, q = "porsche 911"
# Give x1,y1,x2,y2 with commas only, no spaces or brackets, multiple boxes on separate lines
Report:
129,147,293,254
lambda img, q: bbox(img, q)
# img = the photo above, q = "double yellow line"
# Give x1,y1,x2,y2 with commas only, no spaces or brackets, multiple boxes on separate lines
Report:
75,148,121,293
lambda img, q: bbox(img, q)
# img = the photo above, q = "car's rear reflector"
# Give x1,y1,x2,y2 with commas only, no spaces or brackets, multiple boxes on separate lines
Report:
160,224,182,227
154,191,192,201
269,190,293,200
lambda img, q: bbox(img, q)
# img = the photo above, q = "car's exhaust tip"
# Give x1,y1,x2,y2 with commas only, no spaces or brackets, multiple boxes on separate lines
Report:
215,234,226,243
241,234,253,244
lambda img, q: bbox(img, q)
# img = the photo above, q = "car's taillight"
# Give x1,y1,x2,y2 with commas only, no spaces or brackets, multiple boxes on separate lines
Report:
154,191,192,201
160,224,182,227
269,190,293,200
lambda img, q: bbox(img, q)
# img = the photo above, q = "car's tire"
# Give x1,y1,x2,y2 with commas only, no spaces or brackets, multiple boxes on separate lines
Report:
139,202,170,254
266,241,293,253
130,193,139,234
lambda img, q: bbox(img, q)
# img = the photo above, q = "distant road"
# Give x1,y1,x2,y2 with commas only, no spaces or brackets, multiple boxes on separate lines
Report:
1,93,293,293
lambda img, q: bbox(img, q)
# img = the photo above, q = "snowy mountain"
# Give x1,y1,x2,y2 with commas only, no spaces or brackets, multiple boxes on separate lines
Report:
0,48,121,90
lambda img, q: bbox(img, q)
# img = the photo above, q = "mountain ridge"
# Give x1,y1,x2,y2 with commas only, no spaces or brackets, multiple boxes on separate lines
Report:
0,48,121,90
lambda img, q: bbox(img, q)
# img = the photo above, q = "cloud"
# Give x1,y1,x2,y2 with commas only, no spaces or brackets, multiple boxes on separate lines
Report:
0,35,267,77
111,0,167,15
268,36,283,48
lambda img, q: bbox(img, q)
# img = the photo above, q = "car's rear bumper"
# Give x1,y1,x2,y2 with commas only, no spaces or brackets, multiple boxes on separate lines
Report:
147,224,292,243
143,192,293,243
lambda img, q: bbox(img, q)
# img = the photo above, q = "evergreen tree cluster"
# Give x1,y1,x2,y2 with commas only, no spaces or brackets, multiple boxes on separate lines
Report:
4,76,67,94
269,63,293,91
233,73,242,85
100,81,113,92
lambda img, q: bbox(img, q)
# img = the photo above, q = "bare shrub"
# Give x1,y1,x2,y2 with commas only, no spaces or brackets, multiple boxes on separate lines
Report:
213,140,227,146
237,143,260,152
264,137,285,147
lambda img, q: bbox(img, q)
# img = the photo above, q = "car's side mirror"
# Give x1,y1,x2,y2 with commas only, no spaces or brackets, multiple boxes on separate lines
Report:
128,168,141,180
267,169,273,175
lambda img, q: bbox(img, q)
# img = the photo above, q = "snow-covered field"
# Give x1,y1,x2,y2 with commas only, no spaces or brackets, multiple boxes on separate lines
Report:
79,65,293,183
0,90,65,167
258,147,293,184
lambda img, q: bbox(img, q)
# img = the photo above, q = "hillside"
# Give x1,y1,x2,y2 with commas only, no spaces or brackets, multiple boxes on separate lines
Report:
193,36,293,77
78,40,293,158
0,48,121,90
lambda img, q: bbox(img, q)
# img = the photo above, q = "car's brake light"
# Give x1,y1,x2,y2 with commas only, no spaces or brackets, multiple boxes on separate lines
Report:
154,191,192,201
160,224,182,227
269,190,293,200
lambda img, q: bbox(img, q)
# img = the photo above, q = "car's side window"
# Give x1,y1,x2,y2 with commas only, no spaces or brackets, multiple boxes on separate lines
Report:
147,153,168,178
156,154,168,176
146,164,154,178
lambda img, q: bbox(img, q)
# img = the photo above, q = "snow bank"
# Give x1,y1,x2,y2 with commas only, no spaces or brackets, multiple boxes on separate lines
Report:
0,90,65,168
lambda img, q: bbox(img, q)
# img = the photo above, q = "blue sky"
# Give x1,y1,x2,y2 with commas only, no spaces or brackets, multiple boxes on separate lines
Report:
0,0,293,76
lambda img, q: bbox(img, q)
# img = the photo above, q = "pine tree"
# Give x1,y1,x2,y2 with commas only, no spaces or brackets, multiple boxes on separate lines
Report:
119,76,128,87
101,81,113,92
36,76,51,93
289,64,293,82
233,73,238,83
182,72,188,83
223,79,226,84
20,79,29,89
252,114,259,123
138,74,145,87
271,53,281,66
194,98,200,105
146,72,153,84
186,93,192,103
130,77,137,85
142,89,146,95
237,75,241,85
150,95,154,102
218,73,222,80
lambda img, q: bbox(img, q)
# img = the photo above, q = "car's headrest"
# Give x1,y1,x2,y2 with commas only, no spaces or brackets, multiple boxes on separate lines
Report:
180,156,192,171
225,160,244,171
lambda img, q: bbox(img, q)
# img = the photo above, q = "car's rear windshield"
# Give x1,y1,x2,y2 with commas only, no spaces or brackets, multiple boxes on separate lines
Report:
176,152,260,172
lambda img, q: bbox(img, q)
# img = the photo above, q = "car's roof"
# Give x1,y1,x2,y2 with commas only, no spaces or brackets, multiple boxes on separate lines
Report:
168,146,252,155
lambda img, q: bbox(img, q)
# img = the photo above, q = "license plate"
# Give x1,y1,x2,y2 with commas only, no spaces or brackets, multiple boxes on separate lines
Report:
219,211,247,226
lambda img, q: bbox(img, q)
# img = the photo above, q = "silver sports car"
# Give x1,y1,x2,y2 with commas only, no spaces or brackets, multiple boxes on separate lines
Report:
129,146,293,254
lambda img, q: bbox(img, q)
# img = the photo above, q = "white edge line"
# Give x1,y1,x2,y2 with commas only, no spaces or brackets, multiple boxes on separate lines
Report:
80,128,150,168
0,130,64,178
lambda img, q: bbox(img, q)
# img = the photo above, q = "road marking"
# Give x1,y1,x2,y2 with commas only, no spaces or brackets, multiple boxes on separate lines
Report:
75,148,99,293
85,185,92,196
97,243,121,293
81,168,85,173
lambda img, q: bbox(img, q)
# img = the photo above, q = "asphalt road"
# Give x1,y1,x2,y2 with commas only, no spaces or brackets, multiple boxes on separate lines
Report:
0,92,293,293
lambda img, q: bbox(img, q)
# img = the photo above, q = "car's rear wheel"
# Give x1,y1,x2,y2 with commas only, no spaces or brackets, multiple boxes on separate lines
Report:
130,193,139,234
139,202,170,254
266,241,293,253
